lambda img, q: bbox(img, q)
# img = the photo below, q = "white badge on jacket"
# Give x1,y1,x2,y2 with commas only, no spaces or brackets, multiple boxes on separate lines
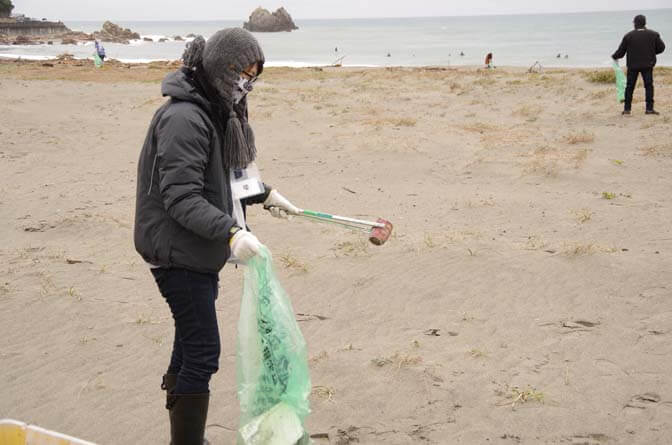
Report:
228,162,265,265
231,162,265,200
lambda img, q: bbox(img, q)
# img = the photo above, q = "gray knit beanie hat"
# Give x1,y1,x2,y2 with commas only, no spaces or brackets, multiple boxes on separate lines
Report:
182,28,265,169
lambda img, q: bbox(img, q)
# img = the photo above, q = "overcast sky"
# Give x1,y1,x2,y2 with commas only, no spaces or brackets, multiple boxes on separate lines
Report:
14,0,672,21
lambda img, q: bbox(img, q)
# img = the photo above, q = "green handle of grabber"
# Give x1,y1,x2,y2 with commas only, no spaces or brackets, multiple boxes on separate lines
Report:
300,209,334,220
299,209,385,229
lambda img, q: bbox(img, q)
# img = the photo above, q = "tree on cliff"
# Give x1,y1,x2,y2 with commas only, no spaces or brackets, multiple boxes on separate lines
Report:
0,0,14,18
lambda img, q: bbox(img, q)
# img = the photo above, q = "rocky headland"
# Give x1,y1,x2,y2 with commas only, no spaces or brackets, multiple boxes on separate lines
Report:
0,20,142,45
0,18,69,44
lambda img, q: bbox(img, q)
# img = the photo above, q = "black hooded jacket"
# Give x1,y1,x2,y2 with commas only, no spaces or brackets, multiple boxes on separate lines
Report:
134,68,268,273
612,28,666,69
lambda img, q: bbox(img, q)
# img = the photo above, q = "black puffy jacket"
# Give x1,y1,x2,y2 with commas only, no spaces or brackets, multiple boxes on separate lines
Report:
612,28,666,69
134,69,266,273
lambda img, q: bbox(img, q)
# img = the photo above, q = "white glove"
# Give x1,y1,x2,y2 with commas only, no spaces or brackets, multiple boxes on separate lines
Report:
263,189,301,219
230,230,263,263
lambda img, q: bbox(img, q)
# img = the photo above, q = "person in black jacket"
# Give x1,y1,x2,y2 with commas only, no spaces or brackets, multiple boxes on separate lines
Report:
134,28,300,445
612,14,666,115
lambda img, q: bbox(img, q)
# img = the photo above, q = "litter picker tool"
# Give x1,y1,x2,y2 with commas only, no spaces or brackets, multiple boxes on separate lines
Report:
297,209,393,246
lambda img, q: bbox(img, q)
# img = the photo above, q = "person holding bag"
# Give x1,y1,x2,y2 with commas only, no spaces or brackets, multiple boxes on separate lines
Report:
134,28,299,445
612,14,666,115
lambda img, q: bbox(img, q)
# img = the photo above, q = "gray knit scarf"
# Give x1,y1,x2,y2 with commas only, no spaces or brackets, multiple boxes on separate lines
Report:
182,29,265,170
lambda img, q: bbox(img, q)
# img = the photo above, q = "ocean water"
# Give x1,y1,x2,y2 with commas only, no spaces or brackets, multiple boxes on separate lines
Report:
1,9,671,67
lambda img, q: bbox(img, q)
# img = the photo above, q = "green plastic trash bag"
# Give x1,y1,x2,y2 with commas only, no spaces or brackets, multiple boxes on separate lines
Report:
93,52,103,68
612,60,625,103
237,246,311,445
239,402,307,445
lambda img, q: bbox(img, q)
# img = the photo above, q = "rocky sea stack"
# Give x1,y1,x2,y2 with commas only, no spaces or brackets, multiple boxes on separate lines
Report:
93,21,140,44
243,7,298,32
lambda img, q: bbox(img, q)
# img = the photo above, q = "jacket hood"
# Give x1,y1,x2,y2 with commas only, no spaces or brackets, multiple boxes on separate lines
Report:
161,68,211,112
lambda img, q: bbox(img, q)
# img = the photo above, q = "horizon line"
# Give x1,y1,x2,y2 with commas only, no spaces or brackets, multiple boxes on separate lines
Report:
51,7,672,23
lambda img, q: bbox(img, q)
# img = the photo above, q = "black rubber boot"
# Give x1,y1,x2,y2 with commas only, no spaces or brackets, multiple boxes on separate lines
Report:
161,374,178,392
162,374,178,411
167,393,210,445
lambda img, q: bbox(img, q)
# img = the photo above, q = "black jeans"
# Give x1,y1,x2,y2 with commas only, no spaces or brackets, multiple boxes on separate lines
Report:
624,67,654,111
151,267,220,394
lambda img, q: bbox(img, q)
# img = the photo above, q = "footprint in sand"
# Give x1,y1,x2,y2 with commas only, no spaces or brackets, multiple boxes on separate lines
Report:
333,426,360,445
594,358,628,377
624,392,661,413
567,433,610,445
562,320,600,329
23,221,56,232
559,319,601,334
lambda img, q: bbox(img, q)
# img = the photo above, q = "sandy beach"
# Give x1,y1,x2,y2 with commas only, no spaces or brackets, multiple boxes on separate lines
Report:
1,59,671,444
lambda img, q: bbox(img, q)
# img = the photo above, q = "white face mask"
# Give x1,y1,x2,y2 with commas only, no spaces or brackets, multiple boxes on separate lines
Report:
232,76,253,104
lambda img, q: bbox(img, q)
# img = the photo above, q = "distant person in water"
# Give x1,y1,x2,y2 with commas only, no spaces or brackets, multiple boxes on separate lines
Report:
95,40,106,62
460,51,464,57
485,52,493,68
612,14,666,115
